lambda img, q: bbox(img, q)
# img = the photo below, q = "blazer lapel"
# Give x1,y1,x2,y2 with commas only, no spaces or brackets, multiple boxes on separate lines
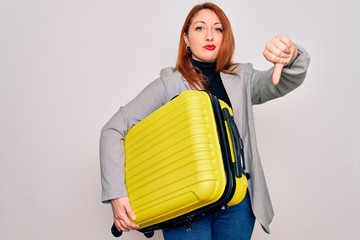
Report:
220,72,245,132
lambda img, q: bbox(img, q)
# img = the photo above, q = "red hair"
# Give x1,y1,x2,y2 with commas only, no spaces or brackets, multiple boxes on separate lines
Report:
176,2,238,89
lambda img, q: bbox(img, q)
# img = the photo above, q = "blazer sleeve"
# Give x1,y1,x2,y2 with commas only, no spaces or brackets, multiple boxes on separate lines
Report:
99,67,186,203
99,77,168,203
250,44,311,105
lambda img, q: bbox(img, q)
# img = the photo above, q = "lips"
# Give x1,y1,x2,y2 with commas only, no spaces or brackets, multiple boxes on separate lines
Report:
204,44,216,50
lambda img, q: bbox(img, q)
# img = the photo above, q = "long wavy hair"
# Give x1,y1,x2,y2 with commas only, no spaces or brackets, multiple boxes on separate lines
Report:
176,2,238,89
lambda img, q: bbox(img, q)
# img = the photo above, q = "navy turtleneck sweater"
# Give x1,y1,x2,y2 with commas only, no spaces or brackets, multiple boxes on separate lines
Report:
191,59,232,108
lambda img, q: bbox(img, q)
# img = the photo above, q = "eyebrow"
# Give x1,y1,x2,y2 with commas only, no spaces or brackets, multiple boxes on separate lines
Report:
193,21,222,25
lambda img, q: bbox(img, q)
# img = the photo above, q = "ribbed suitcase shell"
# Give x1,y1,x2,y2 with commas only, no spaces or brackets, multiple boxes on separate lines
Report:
124,90,247,231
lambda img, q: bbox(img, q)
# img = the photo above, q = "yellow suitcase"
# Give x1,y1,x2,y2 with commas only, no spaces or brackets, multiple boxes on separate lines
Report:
111,90,248,238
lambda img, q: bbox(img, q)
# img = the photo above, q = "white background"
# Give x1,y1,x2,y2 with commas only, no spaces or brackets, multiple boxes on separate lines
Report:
1,0,359,239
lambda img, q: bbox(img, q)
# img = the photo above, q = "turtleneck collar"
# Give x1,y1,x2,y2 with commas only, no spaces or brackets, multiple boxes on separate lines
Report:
190,59,232,108
191,59,217,75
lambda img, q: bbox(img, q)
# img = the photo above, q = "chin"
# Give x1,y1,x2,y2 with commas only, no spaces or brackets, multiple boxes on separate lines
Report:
198,56,217,63
192,53,218,63
204,58,217,63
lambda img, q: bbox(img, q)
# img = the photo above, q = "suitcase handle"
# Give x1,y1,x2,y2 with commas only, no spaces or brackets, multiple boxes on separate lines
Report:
222,108,245,178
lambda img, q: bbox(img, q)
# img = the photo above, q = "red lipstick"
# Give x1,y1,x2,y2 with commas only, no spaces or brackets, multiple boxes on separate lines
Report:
204,44,216,50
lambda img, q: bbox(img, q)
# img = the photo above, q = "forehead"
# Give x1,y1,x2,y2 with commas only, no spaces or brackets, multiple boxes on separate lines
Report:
191,9,221,24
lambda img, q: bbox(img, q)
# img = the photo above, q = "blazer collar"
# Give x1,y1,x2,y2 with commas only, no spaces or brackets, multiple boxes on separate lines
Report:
220,71,237,82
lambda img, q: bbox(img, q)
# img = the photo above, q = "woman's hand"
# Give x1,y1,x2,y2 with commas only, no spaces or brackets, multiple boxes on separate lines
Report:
263,34,298,85
111,197,140,232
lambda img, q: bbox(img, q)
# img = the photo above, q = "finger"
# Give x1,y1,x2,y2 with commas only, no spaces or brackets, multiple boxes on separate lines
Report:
272,63,284,85
112,206,139,230
119,209,139,230
276,34,293,48
264,44,290,64
122,202,135,221
114,218,130,232
271,43,290,58
115,215,138,231
123,206,140,229
276,35,297,60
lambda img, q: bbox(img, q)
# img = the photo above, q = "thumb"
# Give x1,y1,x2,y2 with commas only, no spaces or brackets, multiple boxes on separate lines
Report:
272,63,284,85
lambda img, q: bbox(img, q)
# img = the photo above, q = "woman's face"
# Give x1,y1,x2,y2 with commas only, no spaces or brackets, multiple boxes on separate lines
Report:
184,9,223,63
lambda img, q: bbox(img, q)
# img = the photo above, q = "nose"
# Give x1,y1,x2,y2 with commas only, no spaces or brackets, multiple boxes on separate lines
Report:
206,30,213,42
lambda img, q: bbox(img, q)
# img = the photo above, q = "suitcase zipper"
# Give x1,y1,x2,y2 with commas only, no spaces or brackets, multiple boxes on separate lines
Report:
222,108,246,178
185,214,194,231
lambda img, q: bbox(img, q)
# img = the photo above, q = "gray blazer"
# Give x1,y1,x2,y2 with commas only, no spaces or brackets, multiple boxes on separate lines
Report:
100,44,310,233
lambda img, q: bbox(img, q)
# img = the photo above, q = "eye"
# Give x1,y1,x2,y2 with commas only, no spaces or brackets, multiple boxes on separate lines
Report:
195,26,204,31
215,27,223,33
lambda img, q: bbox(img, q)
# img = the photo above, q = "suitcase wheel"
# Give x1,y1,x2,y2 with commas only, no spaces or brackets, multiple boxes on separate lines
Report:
111,223,122,237
143,231,154,238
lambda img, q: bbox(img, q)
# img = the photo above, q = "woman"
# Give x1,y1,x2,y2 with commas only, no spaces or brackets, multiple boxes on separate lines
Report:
100,2,310,240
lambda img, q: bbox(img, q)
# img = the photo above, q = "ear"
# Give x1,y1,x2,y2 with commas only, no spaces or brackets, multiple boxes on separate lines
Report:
183,33,189,46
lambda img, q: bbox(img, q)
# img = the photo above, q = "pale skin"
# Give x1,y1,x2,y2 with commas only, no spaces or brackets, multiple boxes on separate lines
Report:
184,9,223,63
111,9,299,233
111,197,139,232
263,34,299,85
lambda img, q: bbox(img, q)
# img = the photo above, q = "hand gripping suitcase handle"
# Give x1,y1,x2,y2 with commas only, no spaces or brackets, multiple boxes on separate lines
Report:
222,108,245,178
